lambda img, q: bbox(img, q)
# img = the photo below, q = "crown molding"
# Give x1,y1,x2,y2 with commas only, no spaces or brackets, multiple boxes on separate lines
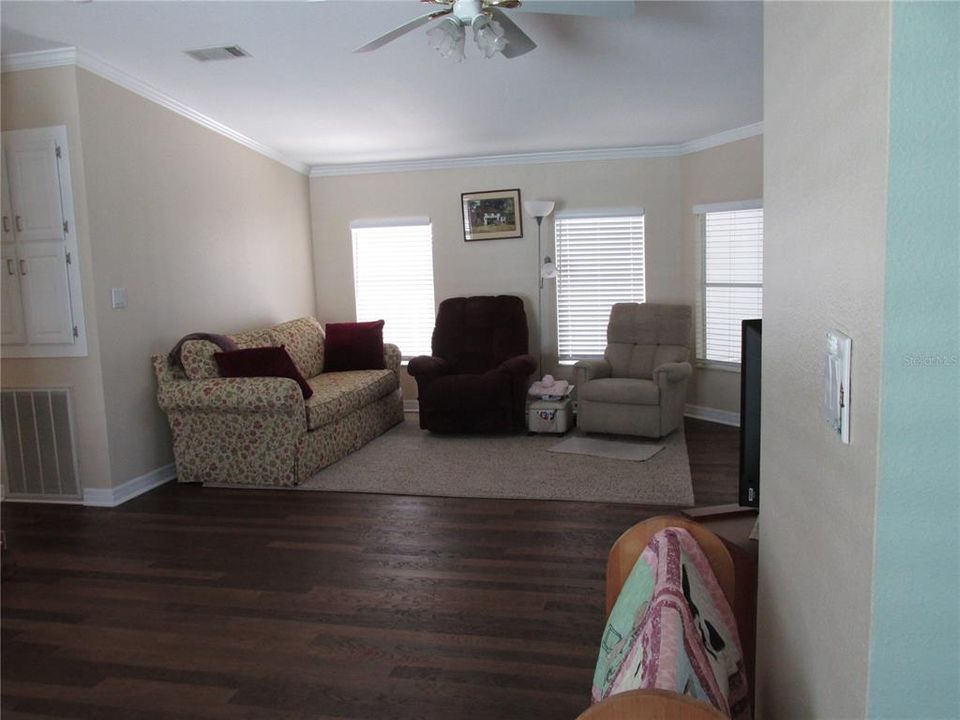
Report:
0,47,760,181
1,47,308,176
678,121,764,154
1,47,78,72
309,122,763,177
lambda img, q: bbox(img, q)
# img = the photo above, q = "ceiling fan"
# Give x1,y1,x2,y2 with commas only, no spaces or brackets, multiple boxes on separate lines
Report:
354,0,636,61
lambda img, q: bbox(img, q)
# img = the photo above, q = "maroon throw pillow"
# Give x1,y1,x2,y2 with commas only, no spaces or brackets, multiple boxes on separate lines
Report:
324,320,386,371
214,345,313,399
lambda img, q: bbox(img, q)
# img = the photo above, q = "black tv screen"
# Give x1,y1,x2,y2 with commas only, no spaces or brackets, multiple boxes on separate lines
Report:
739,319,762,507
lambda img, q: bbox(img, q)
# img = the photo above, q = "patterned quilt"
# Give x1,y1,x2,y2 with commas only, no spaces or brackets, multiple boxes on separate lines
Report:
592,527,751,719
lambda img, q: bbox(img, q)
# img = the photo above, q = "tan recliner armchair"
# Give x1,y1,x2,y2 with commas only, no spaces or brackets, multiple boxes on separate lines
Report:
574,303,692,439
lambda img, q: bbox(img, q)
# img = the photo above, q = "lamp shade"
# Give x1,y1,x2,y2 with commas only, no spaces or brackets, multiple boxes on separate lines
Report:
523,200,555,219
540,258,558,279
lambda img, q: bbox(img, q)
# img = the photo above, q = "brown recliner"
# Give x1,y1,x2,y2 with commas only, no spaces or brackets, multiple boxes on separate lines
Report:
408,295,536,433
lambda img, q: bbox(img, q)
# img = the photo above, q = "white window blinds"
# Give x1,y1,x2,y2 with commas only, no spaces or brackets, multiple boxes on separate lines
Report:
351,220,435,359
555,213,645,361
699,206,763,364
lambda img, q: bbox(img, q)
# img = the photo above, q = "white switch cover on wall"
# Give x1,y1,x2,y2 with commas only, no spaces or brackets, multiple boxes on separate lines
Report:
111,287,128,309
823,329,852,444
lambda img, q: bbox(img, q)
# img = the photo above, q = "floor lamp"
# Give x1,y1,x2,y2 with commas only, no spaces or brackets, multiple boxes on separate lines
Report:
523,200,556,376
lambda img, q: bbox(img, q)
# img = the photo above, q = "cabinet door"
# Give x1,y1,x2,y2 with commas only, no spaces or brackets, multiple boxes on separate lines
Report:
3,134,64,244
1,149,14,245
19,240,74,345
1,244,26,345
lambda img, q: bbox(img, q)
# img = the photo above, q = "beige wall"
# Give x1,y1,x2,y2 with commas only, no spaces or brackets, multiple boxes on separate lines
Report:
1,66,114,489
311,142,761,412
75,69,315,486
757,3,890,718
682,136,764,414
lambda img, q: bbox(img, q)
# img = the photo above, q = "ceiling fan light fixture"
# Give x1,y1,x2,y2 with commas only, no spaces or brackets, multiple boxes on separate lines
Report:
427,16,466,61
472,14,508,59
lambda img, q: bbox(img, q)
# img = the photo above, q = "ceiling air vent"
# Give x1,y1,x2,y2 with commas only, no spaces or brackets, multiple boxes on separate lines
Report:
184,45,251,62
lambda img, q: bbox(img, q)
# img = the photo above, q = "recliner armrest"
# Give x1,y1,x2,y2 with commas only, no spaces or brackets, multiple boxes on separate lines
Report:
407,355,450,379
574,358,612,385
653,361,693,385
498,354,537,377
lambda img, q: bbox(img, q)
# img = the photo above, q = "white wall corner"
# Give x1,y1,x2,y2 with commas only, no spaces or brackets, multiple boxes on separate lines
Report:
684,404,740,427
403,399,420,413
82,463,176,507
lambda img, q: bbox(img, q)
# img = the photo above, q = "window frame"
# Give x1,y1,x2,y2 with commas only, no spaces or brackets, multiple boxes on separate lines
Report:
350,217,435,361
694,200,763,370
554,208,646,363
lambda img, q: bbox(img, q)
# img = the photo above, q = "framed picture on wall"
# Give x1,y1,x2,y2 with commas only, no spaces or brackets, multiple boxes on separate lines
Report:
461,189,523,241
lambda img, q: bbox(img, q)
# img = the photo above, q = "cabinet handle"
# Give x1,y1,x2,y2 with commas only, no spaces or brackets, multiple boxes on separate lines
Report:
19,259,26,275
6,258,13,276
15,216,23,232
2,216,9,233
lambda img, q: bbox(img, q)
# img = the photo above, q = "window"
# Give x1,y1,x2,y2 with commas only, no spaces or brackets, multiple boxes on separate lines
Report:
351,219,435,359
696,202,763,365
555,212,645,361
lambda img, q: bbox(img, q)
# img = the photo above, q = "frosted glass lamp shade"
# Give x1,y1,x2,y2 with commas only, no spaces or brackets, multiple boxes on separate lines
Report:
523,200,555,219
541,258,558,279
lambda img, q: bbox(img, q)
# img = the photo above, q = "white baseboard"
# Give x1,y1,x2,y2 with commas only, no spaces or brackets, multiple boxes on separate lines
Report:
684,404,740,427
403,400,420,413
82,463,177,507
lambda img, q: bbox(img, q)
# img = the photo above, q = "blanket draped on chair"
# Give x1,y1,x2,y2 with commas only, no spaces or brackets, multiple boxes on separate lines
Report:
592,527,750,720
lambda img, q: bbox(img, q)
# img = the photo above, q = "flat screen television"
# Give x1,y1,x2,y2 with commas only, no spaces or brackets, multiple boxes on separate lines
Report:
739,319,762,507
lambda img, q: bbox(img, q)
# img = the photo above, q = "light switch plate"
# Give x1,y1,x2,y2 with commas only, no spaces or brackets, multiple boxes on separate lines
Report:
111,287,128,309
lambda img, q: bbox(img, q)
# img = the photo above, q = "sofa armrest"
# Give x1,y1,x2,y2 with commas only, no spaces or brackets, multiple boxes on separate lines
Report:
158,377,304,417
384,343,402,375
653,361,693,386
574,358,612,386
498,354,537,377
407,355,450,379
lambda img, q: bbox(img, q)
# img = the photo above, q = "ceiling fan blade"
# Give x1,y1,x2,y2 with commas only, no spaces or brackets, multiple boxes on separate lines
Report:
490,8,537,59
514,1,636,18
354,7,452,53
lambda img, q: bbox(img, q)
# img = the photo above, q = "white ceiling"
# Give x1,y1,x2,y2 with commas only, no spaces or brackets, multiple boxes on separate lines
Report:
0,1,762,168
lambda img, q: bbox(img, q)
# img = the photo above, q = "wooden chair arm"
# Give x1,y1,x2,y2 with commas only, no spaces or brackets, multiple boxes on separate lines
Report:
576,689,729,720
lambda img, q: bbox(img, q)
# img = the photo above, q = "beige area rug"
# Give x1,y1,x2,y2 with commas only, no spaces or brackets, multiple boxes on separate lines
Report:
549,435,665,462
301,415,694,506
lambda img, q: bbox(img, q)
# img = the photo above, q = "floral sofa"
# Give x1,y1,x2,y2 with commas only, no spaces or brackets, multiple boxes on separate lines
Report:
152,317,404,488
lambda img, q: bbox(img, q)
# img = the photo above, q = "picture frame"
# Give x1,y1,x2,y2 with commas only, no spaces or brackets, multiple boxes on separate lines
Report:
461,189,523,241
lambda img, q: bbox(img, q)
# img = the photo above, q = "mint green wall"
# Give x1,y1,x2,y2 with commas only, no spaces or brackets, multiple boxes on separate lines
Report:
868,2,959,717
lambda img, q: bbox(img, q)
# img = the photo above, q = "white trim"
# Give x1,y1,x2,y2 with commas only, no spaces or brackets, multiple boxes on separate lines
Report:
351,217,431,229
0,48,77,72
684,404,740,427
82,463,177,507
1,48,308,175
310,123,763,177
679,122,764,154
403,400,420,413
692,199,763,215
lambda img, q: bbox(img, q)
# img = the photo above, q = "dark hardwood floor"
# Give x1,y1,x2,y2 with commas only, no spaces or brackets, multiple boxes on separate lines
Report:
1,418,744,720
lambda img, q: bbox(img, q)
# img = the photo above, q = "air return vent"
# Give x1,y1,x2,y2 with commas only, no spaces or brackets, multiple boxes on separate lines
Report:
184,45,251,62
1,389,80,501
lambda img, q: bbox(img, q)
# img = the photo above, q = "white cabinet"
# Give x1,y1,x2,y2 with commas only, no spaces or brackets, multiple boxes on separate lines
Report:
1,126,86,358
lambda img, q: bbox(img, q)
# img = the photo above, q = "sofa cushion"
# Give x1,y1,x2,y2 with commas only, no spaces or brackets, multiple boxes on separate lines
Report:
304,369,398,430
272,317,325,379
324,320,386,371
181,328,277,380
580,377,660,406
214,346,313,399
